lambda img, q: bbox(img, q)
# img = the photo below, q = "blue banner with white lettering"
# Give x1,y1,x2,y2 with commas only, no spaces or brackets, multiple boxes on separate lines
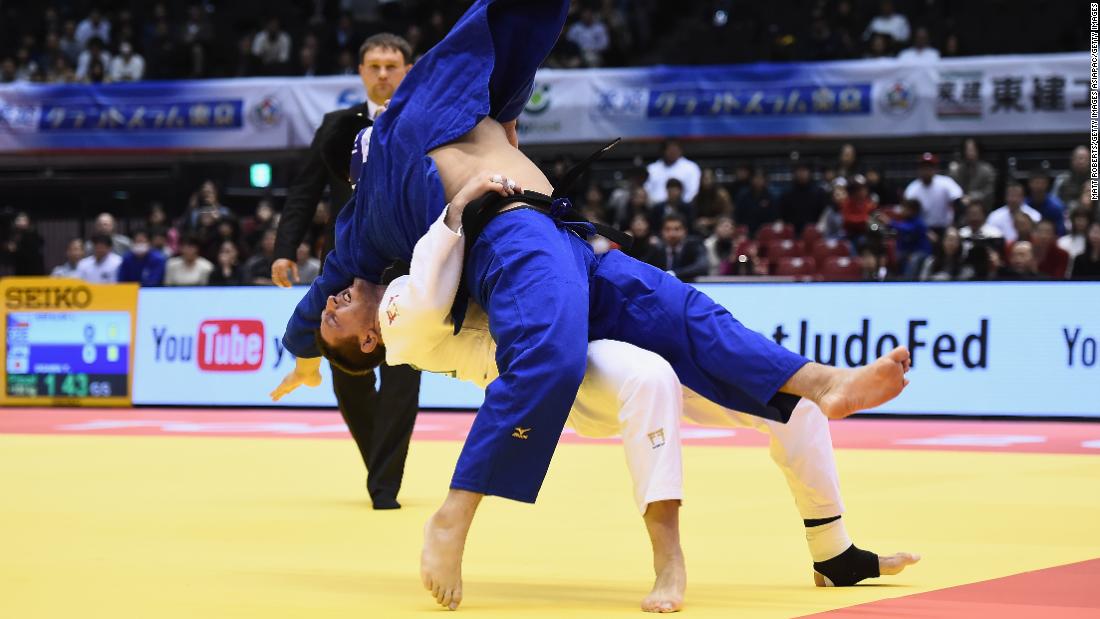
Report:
0,53,1088,151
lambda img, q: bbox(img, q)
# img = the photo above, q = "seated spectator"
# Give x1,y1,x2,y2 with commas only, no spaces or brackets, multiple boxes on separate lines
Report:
209,241,245,286
1026,169,1067,236
1059,205,1093,260
644,140,701,205
150,227,172,258
864,33,893,59
1032,220,1069,279
76,37,112,81
183,180,233,231
997,241,1047,280
919,227,974,281
864,0,910,45
1012,210,1036,244
146,202,178,253
164,237,213,286
51,238,86,278
1071,221,1100,280
889,199,932,279
606,167,647,228
949,138,995,212
841,175,876,241
1053,146,1090,207
244,229,277,285
244,199,276,251
108,42,144,82
76,234,122,283
987,182,1041,242
117,229,166,286
958,202,1004,256
648,178,695,231
864,168,896,205
566,5,610,67
615,186,650,231
692,168,733,235
778,162,828,235
295,242,321,285
181,5,214,77
897,26,939,62
624,214,656,262
904,152,964,235
645,214,710,282
704,216,738,275
734,168,778,236
86,212,132,256
2,212,45,275
75,7,111,49
252,17,291,74
836,142,861,179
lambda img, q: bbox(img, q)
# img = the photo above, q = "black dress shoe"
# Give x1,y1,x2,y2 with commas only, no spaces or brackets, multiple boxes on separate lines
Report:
372,496,401,510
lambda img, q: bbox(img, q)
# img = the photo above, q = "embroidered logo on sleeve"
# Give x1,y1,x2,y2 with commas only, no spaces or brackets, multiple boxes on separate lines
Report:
385,294,400,325
512,427,531,440
647,429,666,449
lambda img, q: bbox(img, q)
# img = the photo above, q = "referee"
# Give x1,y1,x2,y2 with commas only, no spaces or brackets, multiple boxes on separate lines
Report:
272,34,421,510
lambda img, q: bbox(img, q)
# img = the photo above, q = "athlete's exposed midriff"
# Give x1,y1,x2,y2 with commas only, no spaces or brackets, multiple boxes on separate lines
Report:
428,117,553,202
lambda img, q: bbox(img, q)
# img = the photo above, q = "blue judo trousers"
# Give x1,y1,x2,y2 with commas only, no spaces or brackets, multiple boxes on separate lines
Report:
283,0,810,503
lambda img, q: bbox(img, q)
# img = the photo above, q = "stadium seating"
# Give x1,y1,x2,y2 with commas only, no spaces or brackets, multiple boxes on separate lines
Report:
774,256,817,278
819,256,863,281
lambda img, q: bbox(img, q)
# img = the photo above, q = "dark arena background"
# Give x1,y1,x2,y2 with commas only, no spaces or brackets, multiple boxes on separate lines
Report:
1,1,1098,617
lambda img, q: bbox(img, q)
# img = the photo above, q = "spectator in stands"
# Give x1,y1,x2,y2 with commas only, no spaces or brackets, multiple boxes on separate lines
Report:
919,227,974,281
117,229,166,286
244,199,276,251
146,202,178,254
607,167,647,228
580,184,608,225
76,37,111,81
863,32,893,59
645,213,709,282
729,163,753,198
566,5,610,67
648,178,695,231
1025,169,1067,236
181,5,214,78
864,168,896,205
1071,221,1100,280
208,219,241,263
615,186,650,230
85,212,131,256
958,202,1003,255
818,181,848,240
295,242,321,285
150,228,172,258
836,143,860,178
986,182,1040,242
904,152,963,235
779,162,828,234
1012,210,1036,245
244,228,277,285
1053,146,1090,207
1,211,44,274
75,7,111,49
14,47,40,82
108,42,144,82
333,13,358,53
297,44,320,76
335,48,356,75
864,0,910,45
644,139,701,205
831,0,861,56
734,168,778,236
897,26,939,62
704,216,738,275
1032,220,1069,279
889,199,932,279
841,174,876,241
183,180,232,231
76,234,121,283
624,213,656,262
252,17,291,74
51,238,86,278
209,241,245,286
59,20,82,64
164,236,213,286
1059,205,1093,261
692,168,733,235
997,241,1045,280
949,138,995,212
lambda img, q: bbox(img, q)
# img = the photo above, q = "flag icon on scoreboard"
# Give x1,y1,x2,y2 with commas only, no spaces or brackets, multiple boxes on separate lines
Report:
7,346,29,374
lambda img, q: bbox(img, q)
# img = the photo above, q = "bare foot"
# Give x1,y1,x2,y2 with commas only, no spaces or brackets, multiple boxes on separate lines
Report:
641,551,686,613
420,512,467,610
818,346,911,419
879,552,921,576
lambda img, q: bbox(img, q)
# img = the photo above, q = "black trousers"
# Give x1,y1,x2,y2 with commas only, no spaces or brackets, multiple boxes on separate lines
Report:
330,362,422,502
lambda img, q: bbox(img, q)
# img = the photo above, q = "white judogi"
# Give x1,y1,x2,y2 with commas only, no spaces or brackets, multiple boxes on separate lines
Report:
382,207,842,517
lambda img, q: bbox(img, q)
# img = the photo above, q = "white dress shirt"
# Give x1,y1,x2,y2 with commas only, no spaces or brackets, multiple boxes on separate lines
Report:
986,204,1042,243
644,156,702,205
75,254,122,283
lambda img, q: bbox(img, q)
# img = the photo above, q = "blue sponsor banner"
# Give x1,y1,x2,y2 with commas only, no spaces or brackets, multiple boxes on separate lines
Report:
0,53,1088,151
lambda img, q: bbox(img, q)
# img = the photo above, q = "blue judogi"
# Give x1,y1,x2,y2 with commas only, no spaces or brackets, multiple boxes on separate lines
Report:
283,0,810,503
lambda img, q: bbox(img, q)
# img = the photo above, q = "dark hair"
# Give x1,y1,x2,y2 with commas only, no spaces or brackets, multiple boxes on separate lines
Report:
130,227,149,240
180,235,201,248
1028,168,1051,182
663,213,687,227
666,178,684,190
1005,180,1024,193
314,331,386,376
90,233,112,248
359,33,414,65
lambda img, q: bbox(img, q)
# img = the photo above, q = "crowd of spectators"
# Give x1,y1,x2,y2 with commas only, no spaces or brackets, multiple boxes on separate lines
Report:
0,0,1086,85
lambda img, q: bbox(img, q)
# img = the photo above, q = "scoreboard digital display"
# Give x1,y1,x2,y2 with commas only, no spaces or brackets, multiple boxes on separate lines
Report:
1,278,138,407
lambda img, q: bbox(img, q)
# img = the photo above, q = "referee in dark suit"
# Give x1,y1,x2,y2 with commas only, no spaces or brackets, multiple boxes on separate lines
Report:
272,34,421,510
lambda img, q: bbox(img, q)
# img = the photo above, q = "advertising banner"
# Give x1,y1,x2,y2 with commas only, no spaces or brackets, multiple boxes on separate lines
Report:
128,282,1100,417
1,53,1087,151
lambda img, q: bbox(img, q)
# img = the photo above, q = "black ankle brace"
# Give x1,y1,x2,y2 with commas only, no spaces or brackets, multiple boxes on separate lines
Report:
812,544,879,586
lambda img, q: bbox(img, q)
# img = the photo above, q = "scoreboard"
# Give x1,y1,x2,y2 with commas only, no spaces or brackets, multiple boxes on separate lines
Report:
1,278,138,407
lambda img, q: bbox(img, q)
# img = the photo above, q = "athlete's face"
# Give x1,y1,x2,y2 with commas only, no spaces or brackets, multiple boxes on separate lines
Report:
320,278,384,353
359,47,411,107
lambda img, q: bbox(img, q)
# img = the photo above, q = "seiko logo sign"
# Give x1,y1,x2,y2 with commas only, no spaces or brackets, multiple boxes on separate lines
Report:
5,286,92,309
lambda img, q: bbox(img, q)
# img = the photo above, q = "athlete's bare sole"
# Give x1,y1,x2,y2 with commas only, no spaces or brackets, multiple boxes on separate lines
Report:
813,552,922,587
816,346,912,420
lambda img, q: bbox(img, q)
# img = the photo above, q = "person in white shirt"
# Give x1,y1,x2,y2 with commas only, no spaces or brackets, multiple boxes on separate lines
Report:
897,26,939,62
75,37,112,81
644,140,702,205
164,237,214,286
864,0,910,44
252,17,291,70
273,174,918,610
74,8,111,49
75,234,122,283
1058,206,1093,261
51,238,86,278
108,42,144,82
565,6,610,66
986,182,1042,243
903,152,963,231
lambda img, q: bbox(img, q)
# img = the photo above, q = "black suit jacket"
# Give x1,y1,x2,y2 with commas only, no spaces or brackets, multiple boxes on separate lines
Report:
644,237,711,282
274,102,372,262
